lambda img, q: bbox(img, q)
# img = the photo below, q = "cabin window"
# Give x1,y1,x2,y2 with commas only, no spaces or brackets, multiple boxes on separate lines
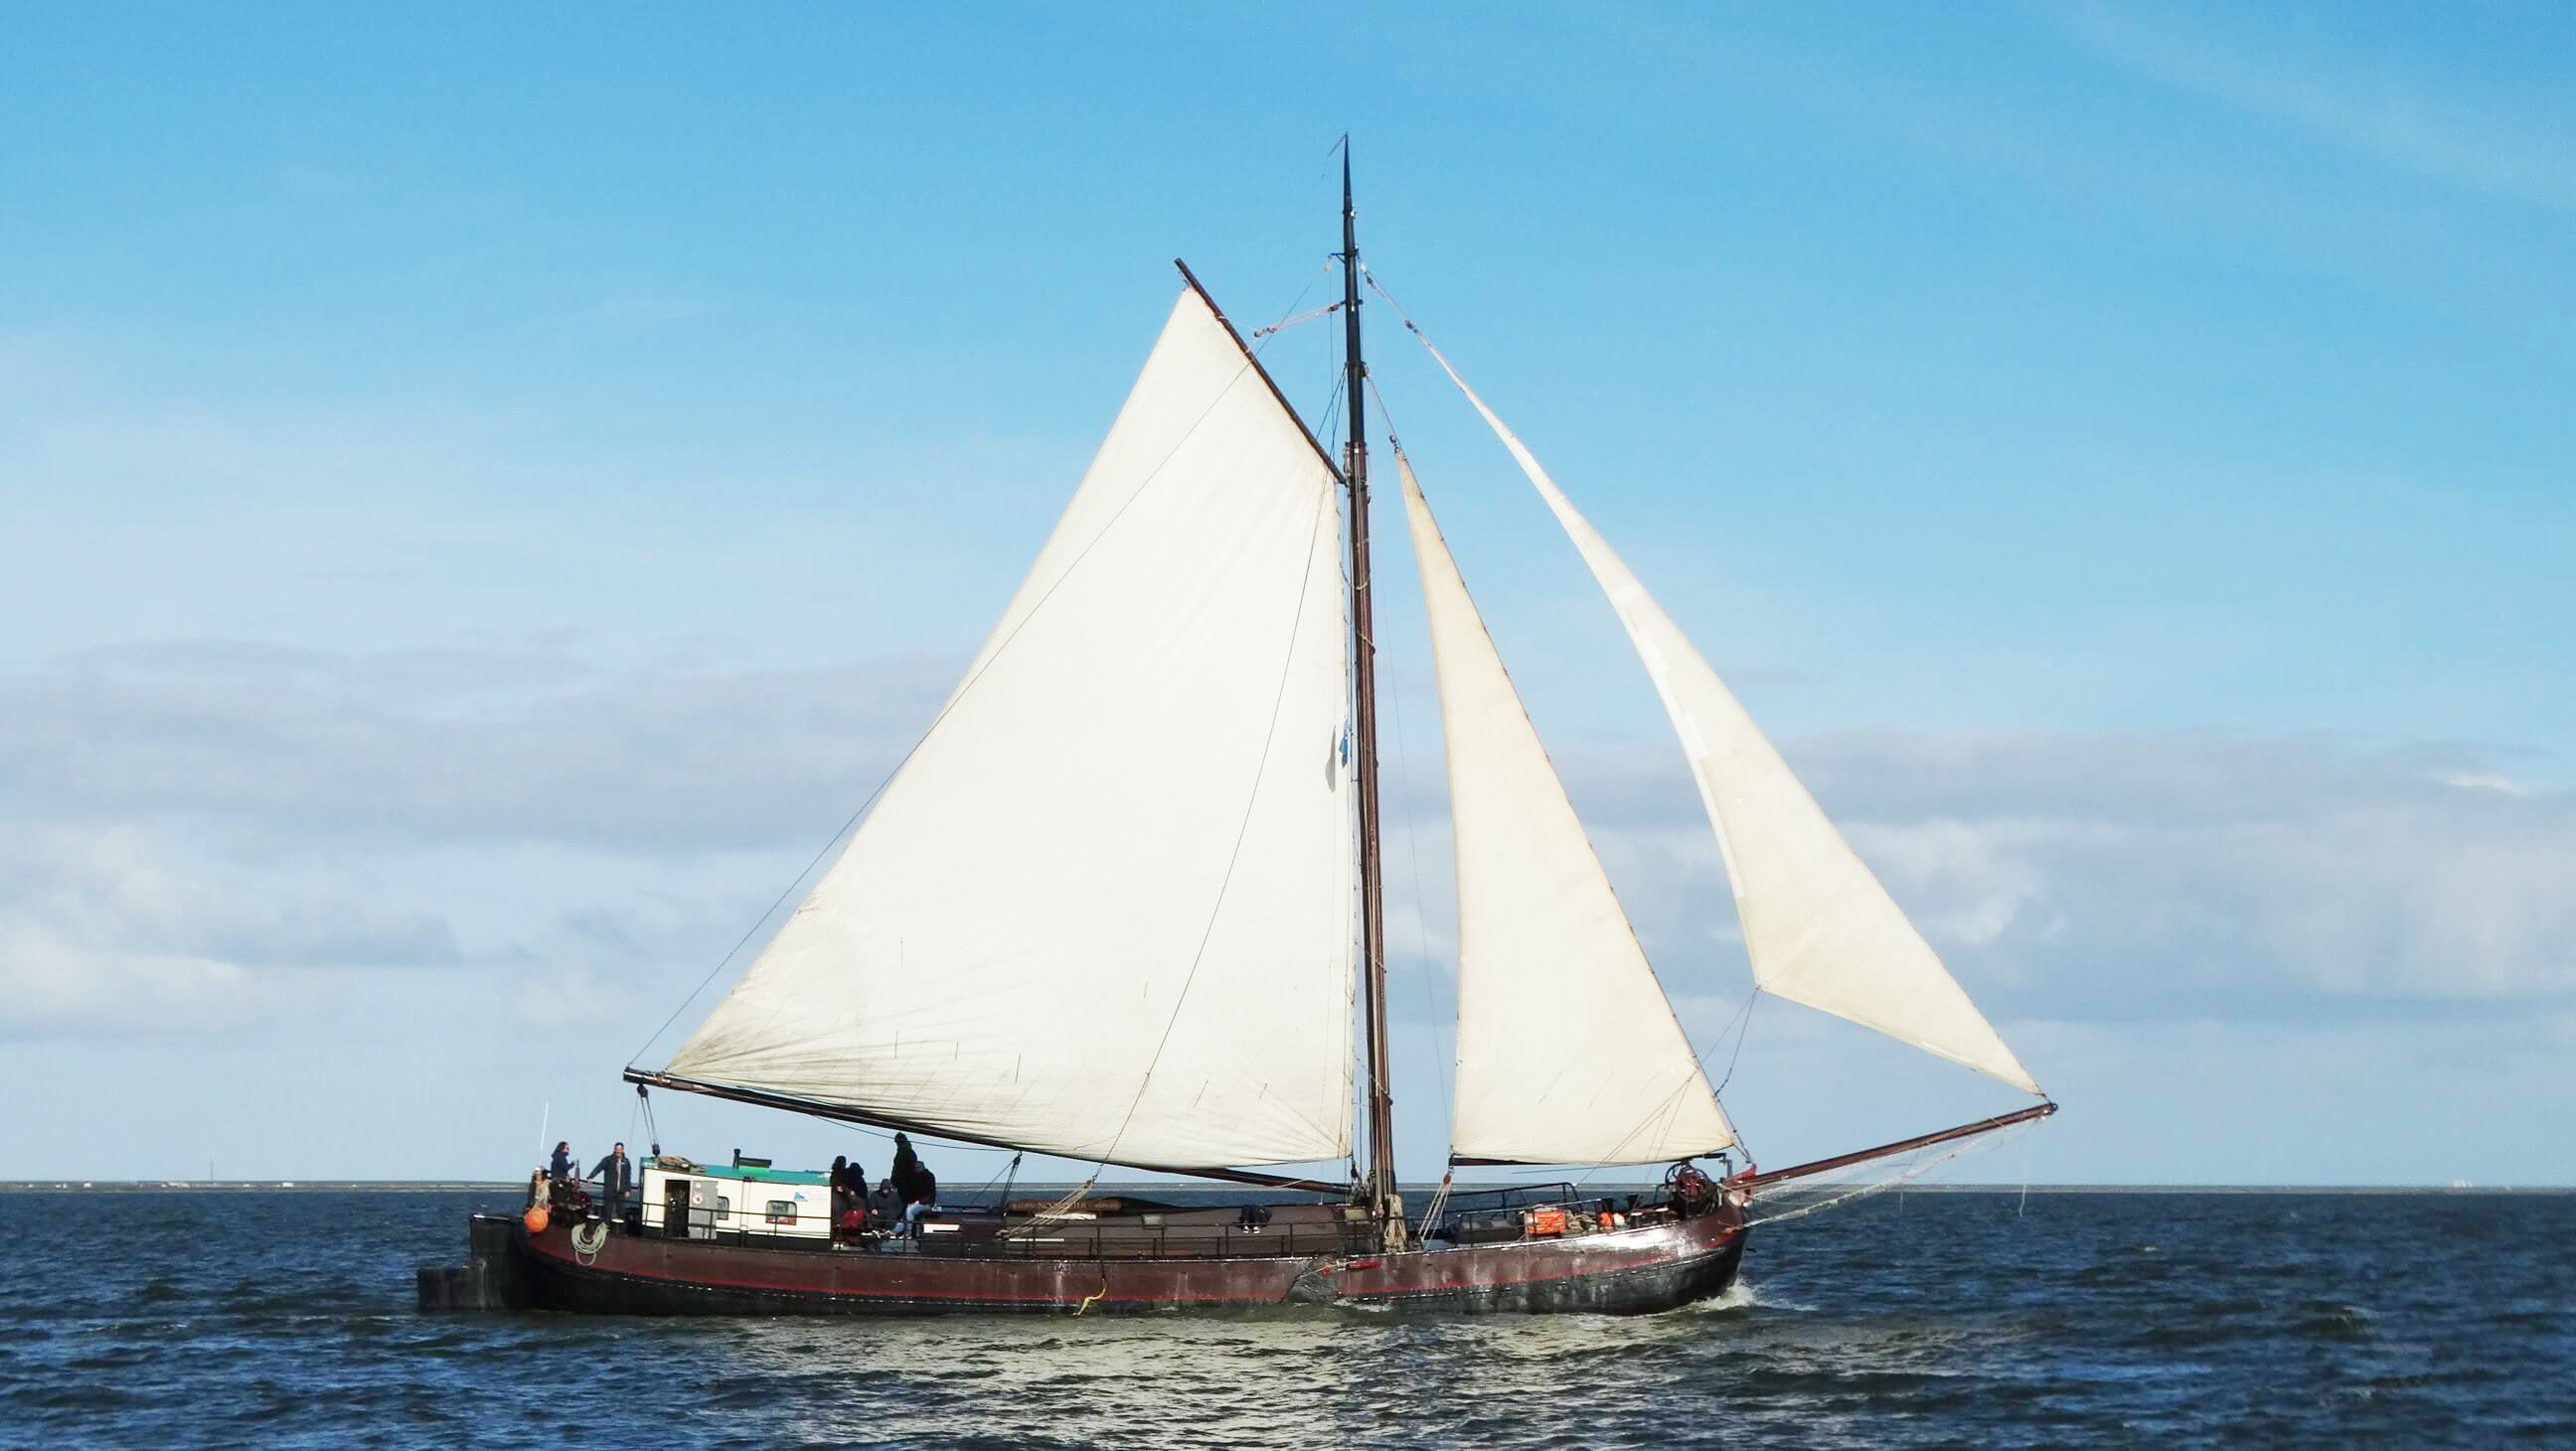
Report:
716,1197,731,1222
765,1200,797,1225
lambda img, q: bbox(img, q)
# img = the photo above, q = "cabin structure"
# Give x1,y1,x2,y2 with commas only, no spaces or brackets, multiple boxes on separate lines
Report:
637,1161,832,1243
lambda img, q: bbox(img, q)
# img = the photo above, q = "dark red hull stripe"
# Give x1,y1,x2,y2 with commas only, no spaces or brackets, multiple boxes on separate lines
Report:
514,1210,1745,1309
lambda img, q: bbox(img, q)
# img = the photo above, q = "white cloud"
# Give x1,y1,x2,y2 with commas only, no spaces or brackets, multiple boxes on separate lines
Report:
0,921,272,1042
2438,769,2533,799
0,638,964,1040
3,638,953,854
4,636,2568,1051
1539,729,2576,1022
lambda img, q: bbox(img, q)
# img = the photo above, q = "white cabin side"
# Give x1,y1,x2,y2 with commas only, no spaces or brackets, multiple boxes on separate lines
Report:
636,1161,832,1240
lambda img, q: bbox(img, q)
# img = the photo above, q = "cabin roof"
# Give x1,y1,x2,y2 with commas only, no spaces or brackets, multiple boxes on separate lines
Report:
648,1161,831,1187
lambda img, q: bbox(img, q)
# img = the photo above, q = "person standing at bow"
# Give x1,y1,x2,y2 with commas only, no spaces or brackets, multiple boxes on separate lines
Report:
590,1142,634,1221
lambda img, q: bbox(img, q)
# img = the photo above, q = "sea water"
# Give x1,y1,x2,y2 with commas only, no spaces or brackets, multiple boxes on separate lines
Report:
1,1188,2567,1448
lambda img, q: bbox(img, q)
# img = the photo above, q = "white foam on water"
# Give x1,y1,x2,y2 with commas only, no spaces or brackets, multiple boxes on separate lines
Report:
1675,1278,1769,1315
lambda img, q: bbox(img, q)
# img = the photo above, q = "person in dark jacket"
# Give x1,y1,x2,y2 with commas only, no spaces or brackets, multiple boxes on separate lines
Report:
590,1142,634,1220
549,1142,574,1182
889,1133,925,1207
889,1134,939,1237
829,1155,868,1238
905,1167,939,1235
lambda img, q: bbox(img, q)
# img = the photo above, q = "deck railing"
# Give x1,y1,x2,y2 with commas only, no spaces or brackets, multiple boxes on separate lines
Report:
547,1173,1668,1256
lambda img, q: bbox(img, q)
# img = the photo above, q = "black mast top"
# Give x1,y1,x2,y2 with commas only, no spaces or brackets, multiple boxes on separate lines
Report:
1340,141,1399,1242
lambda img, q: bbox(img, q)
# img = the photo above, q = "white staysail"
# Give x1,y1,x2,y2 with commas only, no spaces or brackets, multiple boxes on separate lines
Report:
1416,343,2043,1097
1399,454,1737,1165
665,284,1360,1170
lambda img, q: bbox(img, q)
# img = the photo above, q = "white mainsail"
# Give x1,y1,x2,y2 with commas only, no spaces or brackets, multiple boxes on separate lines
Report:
1416,342,2043,1097
665,284,1361,1170
1399,453,1737,1165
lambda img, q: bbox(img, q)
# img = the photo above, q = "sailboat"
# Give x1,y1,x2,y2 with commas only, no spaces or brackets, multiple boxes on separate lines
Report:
422,152,2054,1317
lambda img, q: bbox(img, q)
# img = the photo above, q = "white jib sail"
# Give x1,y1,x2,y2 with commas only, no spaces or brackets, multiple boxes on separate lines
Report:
665,284,1359,1169
1416,343,2043,1097
1399,455,1737,1165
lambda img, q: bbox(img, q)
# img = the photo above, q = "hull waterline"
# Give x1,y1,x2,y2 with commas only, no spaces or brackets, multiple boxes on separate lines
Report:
438,1205,1748,1318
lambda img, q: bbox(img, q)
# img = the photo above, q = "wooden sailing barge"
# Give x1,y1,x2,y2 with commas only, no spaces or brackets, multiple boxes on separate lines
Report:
425,151,2053,1317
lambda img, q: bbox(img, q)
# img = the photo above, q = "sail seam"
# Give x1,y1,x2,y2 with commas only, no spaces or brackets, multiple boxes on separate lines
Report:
1088,477,1341,1173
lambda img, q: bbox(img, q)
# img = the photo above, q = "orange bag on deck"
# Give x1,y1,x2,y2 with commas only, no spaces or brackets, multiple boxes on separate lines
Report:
1527,1206,1568,1237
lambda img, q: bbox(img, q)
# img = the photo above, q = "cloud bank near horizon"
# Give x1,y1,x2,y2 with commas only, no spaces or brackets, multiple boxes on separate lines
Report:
7,636,2566,1053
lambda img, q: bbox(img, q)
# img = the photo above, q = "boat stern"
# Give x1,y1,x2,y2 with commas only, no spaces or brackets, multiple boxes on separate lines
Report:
416,1211,532,1311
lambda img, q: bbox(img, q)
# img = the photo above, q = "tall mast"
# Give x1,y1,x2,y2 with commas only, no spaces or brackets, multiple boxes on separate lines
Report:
1341,140,1399,1238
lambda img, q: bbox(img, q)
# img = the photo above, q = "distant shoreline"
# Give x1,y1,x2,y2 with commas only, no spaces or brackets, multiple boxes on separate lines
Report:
2,1181,2566,1195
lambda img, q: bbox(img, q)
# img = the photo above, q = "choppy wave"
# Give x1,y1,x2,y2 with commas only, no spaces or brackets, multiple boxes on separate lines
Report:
0,1189,2570,1448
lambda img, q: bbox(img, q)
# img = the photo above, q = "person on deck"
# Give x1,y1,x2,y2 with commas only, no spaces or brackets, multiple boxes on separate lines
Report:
904,1167,939,1236
889,1134,924,1206
549,1142,574,1183
889,1133,936,1237
868,1179,899,1231
591,1142,634,1221
829,1155,868,1239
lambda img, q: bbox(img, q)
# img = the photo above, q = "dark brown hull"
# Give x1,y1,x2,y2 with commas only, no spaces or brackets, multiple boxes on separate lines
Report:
490,1206,1746,1317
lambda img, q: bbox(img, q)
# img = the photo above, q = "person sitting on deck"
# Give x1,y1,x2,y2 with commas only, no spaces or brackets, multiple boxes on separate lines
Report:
903,1167,939,1237
868,1179,899,1231
590,1142,634,1222
829,1155,868,1239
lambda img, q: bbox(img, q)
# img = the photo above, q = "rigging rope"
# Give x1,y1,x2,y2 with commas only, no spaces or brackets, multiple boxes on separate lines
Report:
1005,1177,1102,1240
626,798,877,1066
1419,1170,1456,1239
1251,257,1340,355
965,1151,1025,1208
2018,1126,2036,1218
1707,987,1762,1098
840,1123,1011,1154
1740,1117,2038,1231
1253,300,1344,338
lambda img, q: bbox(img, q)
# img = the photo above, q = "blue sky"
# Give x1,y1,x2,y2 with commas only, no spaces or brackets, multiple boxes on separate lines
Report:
3,3,2569,1186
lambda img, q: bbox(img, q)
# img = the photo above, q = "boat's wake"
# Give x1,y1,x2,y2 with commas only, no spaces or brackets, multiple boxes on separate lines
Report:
1667,1278,1764,1316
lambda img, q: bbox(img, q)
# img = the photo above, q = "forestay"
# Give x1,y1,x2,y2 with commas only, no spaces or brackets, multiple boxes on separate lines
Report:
1398,454,1737,1165
1416,343,2043,1097
665,285,1361,1169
